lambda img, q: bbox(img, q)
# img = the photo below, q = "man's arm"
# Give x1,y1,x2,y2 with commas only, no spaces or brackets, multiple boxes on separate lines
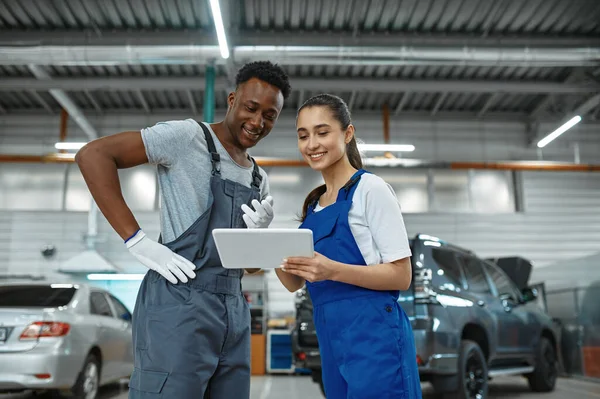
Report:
75,131,148,240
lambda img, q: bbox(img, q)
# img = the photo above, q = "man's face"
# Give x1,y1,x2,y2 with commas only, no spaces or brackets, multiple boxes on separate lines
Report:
225,77,284,149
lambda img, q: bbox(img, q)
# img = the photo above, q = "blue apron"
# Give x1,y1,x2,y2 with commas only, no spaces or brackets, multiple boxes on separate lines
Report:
129,123,261,398
299,169,422,399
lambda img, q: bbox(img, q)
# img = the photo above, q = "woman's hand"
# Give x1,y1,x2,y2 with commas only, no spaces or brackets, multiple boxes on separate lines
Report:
282,252,340,283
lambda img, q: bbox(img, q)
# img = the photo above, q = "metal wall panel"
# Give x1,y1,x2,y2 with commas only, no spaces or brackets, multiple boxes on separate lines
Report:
1,113,599,163
1,171,598,275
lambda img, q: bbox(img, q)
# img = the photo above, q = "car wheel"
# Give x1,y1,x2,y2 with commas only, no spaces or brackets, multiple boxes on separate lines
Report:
70,353,100,399
311,369,326,397
454,340,488,399
527,337,557,392
318,378,326,397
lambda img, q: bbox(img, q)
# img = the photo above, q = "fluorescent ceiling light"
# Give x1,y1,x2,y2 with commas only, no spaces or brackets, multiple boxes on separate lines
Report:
209,0,229,59
358,144,415,152
55,142,87,150
87,273,146,281
537,115,582,148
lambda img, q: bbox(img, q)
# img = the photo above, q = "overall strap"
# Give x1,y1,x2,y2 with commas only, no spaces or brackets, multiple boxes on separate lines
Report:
198,122,221,176
250,157,262,190
337,169,367,202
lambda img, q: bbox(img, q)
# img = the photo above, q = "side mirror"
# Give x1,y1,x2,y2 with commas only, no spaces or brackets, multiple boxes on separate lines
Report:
521,287,538,303
121,312,132,322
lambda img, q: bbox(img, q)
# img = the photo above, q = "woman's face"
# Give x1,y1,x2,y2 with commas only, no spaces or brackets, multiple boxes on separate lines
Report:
296,106,353,171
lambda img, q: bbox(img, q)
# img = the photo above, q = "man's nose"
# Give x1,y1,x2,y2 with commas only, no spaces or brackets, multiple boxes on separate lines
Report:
249,114,264,130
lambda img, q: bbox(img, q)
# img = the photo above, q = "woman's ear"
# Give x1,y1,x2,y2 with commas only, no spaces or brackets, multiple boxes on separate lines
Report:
345,124,355,144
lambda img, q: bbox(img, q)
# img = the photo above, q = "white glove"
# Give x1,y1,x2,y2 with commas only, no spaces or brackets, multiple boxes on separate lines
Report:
241,196,274,229
125,230,196,284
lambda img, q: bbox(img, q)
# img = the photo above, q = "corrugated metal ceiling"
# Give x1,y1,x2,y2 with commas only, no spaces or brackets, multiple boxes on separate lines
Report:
1,0,598,34
0,0,598,117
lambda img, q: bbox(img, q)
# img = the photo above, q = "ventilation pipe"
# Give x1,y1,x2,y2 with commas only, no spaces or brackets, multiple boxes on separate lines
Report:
3,46,598,67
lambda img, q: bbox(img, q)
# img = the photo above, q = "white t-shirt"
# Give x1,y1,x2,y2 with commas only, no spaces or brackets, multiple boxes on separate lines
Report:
314,173,412,265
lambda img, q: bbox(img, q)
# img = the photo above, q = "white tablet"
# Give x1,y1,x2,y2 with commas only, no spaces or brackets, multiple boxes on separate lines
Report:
212,228,314,269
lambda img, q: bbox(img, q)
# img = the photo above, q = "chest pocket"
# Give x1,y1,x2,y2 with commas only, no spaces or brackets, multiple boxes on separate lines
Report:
312,213,340,247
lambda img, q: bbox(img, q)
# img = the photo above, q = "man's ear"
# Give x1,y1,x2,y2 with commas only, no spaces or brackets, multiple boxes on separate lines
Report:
345,124,355,144
227,91,235,109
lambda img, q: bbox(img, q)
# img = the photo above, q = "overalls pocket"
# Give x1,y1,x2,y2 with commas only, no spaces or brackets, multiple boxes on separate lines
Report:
129,368,169,394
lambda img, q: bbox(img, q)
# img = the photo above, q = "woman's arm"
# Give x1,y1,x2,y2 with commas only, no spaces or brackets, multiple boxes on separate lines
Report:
274,268,305,292
332,257,411,291
282,253,411,291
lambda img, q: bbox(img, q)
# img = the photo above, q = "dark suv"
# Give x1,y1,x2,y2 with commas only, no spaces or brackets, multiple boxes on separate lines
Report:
291,234,559,398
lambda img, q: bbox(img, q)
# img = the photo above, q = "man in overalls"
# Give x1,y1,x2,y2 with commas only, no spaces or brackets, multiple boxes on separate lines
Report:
75,61,291,398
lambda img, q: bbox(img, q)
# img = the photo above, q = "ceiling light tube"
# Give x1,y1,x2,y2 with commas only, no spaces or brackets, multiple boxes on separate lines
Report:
358,144,415,152
209,0,230,59
55,142,87,150
537,115,582,148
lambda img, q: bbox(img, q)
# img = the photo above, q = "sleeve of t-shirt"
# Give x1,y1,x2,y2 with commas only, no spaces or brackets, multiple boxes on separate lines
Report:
363,176,412,263
140,119,197,166
258,168,271,201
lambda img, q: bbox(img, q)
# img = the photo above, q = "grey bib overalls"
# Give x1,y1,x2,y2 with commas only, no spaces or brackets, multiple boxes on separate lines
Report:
128,123,262,398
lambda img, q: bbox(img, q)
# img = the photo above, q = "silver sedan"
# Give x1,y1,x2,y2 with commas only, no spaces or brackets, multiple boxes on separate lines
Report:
0,282,134,399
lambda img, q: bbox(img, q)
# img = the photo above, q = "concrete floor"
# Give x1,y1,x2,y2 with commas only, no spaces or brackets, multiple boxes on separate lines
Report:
1,375,599,398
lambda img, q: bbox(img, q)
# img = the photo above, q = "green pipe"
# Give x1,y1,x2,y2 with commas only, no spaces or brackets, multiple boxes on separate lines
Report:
203,63,216,123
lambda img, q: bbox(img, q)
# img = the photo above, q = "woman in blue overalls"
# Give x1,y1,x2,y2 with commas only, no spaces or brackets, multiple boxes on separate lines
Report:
276,94,423,399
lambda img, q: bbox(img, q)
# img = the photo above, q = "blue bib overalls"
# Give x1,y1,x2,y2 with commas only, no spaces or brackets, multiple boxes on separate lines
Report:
299,169,422,399
128,123,261,398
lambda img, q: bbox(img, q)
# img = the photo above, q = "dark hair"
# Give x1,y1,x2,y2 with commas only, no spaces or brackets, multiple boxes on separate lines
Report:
297,94,363,222
235,61,291,99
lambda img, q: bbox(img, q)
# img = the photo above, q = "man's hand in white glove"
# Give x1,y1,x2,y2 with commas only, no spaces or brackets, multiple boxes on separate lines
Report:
241,196,274,229
125,230,196,284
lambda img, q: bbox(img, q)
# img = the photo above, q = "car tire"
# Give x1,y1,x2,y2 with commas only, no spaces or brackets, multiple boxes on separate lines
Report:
527,337,557,392
447,339,489,399
319,378,326,397
60,353,101,399
311,369,326,397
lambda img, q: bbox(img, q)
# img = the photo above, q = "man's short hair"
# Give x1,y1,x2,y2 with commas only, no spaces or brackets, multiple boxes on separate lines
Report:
235,61,292,99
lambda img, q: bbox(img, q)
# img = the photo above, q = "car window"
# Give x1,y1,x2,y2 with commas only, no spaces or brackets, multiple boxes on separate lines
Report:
108,295,132,321
0,285,76,307
483,263,520,300
458,255,492,294
431,248,465,290
90,292,113,317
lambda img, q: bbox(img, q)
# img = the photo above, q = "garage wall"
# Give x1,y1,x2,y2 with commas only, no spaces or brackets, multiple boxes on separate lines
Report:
1,113,599,315
1,112,599,163
1,170,599,315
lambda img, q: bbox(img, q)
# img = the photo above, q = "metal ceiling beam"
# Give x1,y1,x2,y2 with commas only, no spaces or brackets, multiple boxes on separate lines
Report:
431,93,448,116
2,77,597,95
28,90,54,114
477,93,499,118
348,91,357,111
136,90,151,114
529,93,600,146
84,90,103,114
186,90,198,116
394,92,412,115
574,93,600,116
3,30,599,49
27,65,98,141
530,70,582,119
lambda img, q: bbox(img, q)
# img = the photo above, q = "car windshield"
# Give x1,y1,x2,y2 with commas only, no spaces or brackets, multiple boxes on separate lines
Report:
0,285,77,307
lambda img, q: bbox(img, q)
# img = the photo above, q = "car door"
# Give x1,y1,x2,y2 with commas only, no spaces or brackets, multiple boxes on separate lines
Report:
457,254,507,357
106,294,134,377
482,262,534,357
89,291,123,382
